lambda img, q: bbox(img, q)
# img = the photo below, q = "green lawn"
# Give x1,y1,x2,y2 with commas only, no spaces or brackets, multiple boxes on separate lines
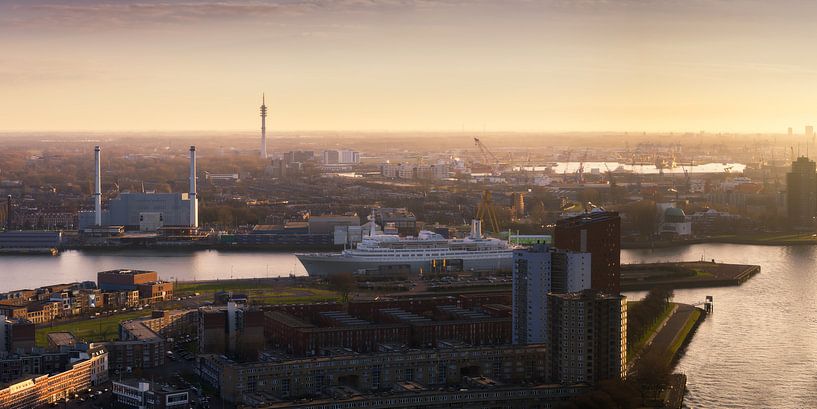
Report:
175,281,265,293
665,309,702,365
630,303,674,356
176,280,341,305
246,287,340,304
36,310,152,347
712,232,817,244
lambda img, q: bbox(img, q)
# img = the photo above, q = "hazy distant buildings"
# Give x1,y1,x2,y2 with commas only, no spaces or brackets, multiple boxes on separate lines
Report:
381,163,450,180
555,211,621,294
548,290,627,385
786,156,817,227
807,125,814,141
322,149,359,165
512,244,591,345
373,208,417,236
283,150,315,164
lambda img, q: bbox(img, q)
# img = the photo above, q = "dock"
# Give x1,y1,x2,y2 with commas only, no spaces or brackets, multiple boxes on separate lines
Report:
621,261,760,291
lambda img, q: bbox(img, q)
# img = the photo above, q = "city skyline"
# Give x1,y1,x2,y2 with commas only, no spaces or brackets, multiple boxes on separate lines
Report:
4,0,817,133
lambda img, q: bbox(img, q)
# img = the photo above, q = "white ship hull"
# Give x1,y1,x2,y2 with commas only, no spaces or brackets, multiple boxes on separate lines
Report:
297,251,513,278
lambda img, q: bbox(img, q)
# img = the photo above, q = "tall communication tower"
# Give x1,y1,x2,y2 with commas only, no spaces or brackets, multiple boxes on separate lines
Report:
260,93,268,159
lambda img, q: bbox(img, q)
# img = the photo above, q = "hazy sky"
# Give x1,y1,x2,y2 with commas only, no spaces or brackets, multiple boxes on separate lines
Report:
3,0,817,133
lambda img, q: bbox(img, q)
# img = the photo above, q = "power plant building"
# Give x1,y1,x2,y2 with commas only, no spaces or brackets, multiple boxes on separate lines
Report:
79,193,194,230
80,145,199,231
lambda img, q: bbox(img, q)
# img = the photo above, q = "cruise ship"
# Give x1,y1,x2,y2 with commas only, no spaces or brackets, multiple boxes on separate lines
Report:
296,220,515,277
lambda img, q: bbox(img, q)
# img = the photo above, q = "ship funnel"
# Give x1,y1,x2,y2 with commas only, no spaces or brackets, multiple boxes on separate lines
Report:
189,146,199,228
94,146,102,226
470,219,482,239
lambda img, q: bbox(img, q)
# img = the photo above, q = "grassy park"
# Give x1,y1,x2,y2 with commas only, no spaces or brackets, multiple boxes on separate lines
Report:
36,309,151,347
176,279,341,304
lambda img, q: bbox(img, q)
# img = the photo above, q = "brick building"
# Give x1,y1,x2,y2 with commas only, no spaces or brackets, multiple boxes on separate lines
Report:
0,345,108,409
200,345,548,403
554,211,621,294
198,303,265,361
98,270,159,291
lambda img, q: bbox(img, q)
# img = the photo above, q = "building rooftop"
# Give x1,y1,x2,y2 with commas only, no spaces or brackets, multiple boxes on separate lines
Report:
46,332,76,347
548,290,625,301
98,269,157,276
556,210,619,226
378,308,431,323
319,311,370,326
265,311,315,329
120,320,162,342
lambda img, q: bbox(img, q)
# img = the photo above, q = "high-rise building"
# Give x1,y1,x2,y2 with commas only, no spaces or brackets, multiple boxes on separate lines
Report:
554,210,621,294
786,156,817,227
548,290,627,385
807,125,814,141
512,244,590,345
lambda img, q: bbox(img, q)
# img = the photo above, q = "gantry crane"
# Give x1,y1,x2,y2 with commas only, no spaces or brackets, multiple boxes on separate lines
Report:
476,190,501,235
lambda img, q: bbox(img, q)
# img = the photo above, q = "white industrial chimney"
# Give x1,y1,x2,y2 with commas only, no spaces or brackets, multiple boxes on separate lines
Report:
94,146,102,226
470,219,482,239
189,145,198,228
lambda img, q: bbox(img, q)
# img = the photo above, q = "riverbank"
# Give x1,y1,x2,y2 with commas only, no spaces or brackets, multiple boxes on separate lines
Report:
632,303,707,408
623,232,817,249
621,261,760,291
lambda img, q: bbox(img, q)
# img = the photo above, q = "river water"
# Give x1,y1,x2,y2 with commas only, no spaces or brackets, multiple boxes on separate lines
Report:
0,244,814,407
622,244,817,408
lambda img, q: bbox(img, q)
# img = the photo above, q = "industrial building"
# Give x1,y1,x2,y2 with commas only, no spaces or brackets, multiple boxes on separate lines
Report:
80,192,195,230
512,244,591,345
0,231,61,253
554,210,621,294
80,145,199,232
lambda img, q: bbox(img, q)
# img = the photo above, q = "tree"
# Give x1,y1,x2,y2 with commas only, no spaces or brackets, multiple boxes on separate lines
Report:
623,200,658,238
328,272,357,303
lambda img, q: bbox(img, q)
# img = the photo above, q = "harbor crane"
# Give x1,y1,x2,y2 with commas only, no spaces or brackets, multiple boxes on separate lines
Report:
476,190,501,235
474,137,500,172
576,149,588,183
562,150,572,183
